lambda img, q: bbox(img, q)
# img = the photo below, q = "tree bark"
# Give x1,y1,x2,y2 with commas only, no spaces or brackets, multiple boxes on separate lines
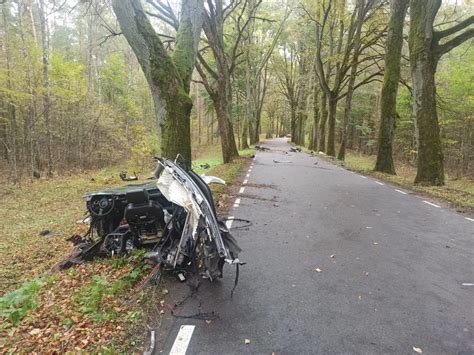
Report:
374,0,409,174
326,93,338,156
112,0,203,166
308,84,319,151
39,0,53,176
318,90,328,152
409,0,444,185
338,0,365,161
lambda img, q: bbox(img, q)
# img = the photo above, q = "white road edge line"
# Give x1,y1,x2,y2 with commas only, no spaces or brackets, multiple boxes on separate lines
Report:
423,200,441,208
169,325,195,355
246,173,250,178
395,189,408,195
233,198,241,208
462,283,474,286
360,176,367,179
465,217,474,222
225,216,235,229
239,187,245,194
243,179,248,184
375,181,385,186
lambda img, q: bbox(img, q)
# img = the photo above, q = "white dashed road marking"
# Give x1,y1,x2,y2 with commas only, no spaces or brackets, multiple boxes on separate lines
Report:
423,201,441,208
233,198,241,208
243,179,248,185
375,181,385,186
395,189,408,195
225,216,235,229
465,217,474,222
462,283,474,286
360,176,367,179
239,187,245,194
170,325,195,355
246,173,250,178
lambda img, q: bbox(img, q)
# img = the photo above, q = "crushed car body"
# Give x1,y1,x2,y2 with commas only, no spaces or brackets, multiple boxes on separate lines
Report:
59,158,241,284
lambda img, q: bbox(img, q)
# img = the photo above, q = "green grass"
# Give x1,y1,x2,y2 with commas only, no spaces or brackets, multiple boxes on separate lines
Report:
0,278,44,326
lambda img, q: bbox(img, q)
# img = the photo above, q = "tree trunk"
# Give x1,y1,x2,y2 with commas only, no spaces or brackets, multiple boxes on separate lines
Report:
308,84,319,151
241,117,249,149
318,90,328,152
290,107,297,142
374,0,409,174
409,0,444,185
337,0,365,161
213,86,239,163
326,93,338,156
112,0,203,167
39,0,53,176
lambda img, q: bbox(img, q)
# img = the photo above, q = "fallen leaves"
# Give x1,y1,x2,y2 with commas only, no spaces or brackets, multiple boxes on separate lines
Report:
244,338,251,344
29,328,41,336
0,258,151,353
315,268,322,273
413,346,423,353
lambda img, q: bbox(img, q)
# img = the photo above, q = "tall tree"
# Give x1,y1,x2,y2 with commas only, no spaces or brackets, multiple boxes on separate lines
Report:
39,0,53,176
374,0,409,174
408,0,473,185
112,0,204,166
196,0,264,163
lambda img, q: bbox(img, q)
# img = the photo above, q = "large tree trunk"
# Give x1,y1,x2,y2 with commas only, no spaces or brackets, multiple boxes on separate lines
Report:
308,84,320,151
374,0,409,174
290,106,297,142
326,93,338,156
318,90,328,152
337,0,365,161
213,81,239,163
409,0,444,185
112,0,203,166
240,117,249,149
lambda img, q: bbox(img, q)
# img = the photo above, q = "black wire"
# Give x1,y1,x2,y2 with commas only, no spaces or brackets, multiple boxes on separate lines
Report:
224,218,253,230
230,263,239,298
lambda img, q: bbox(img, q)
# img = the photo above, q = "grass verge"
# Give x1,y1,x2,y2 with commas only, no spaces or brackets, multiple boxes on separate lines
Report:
0,148,254,352
326,150,473,212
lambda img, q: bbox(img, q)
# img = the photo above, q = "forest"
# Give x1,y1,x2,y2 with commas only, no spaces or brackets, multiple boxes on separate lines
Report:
1,0,472,186
0,0,473,352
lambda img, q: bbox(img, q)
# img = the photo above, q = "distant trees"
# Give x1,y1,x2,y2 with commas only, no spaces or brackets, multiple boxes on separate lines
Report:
0,1,160,182
1,0,472,185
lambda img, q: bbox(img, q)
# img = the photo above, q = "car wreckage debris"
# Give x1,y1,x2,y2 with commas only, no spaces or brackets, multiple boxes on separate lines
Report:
119,170,139,181
56,158,243,292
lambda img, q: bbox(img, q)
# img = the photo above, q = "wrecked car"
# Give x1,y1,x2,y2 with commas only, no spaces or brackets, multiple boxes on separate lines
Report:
61,158,241,285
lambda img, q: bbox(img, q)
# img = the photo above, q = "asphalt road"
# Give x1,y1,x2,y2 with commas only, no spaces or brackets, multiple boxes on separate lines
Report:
156,138,473,355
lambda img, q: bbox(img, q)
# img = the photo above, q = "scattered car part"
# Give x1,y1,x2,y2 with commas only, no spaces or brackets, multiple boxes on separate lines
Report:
119,170,139,181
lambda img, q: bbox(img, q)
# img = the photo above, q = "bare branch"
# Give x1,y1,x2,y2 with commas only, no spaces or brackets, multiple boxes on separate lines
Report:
436,28,474,56
434,15,474,39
